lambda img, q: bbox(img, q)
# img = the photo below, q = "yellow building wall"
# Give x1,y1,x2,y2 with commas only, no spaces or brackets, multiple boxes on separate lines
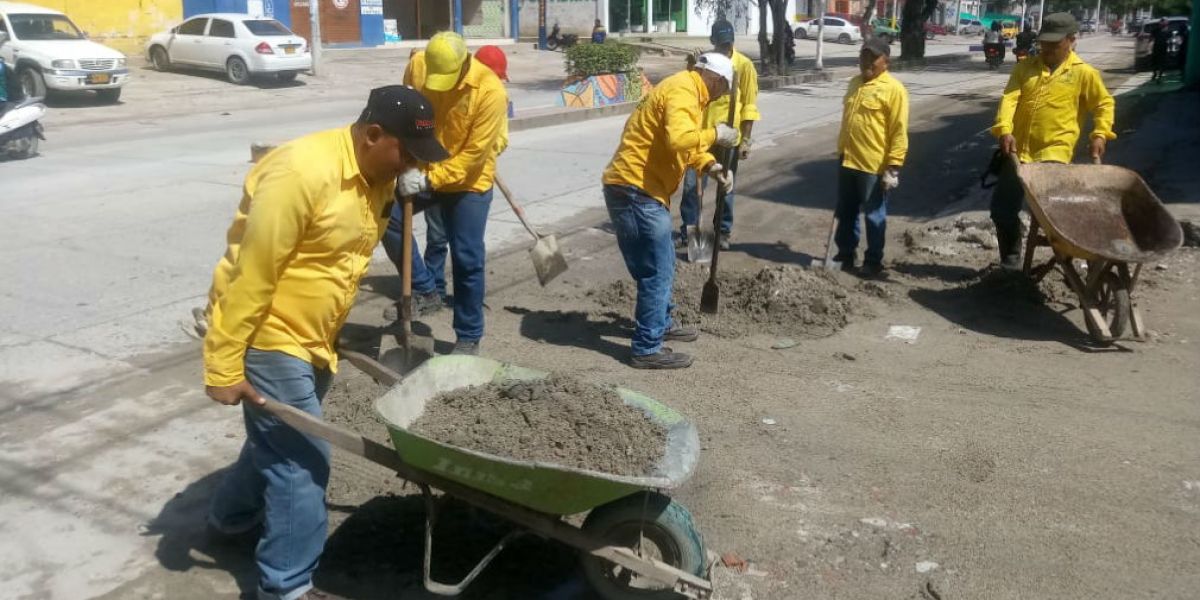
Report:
17,0,182,56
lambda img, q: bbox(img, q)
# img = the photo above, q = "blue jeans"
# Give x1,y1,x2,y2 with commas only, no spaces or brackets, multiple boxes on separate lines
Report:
384,195,441,297
208,349,332,600
835,166,889,266
604,184,676,357
679,164,737,235
422,205,449,297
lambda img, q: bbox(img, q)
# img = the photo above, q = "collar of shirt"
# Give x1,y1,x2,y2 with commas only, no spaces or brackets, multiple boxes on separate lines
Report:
688,69,711,109
337,126,371,188
448,57,490,92
1038,51,1082,76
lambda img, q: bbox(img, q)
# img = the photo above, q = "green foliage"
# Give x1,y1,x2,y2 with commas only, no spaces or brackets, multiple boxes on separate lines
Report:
564,42,641,77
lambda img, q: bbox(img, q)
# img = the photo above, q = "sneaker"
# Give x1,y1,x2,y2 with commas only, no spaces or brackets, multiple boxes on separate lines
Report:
718,233,731,251
663,325,699,342
630,349,693,369
859,262,886,278
451,340,480,356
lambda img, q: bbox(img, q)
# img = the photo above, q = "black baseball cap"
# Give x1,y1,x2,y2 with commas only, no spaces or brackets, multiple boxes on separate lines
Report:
862,37,891,57
1038,13,1078,42
710,19,735,45
360,85,449,163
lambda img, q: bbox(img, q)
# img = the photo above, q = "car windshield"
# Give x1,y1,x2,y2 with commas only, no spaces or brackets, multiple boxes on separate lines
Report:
243,19,291,36
10,13,85,41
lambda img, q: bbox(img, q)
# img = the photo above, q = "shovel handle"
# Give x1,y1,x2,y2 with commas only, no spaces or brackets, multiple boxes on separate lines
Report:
494,175,540,241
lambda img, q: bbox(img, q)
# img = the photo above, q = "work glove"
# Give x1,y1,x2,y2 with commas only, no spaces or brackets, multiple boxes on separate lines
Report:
707,163,733,194
398,168,430,197
714,123,739,148
881,167,900,192
739,137,753,160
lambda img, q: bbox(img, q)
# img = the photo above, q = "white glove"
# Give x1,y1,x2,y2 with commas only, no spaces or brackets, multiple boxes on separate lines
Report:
714,123,739,148
398,168,430,196
881,167,900,191
707,163,733,194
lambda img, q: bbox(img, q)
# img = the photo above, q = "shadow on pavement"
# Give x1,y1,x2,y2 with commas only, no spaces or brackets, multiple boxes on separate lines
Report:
736,240,818,266
505,306,632,364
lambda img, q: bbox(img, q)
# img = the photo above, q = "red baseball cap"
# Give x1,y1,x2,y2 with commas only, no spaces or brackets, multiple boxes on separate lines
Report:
475,45,509,81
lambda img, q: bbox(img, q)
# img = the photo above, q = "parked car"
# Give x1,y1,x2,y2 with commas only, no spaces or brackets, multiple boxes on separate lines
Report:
146,13,310,85
0,1,129,103
1080,19,1097,33
794,16,863,44
1134,17,1190,70
958,18,985,35
1000,20,1019,39
924,22,948,38
871,18,900,44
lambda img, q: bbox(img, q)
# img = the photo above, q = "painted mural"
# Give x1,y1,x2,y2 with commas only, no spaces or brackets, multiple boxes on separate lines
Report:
557,71,652,109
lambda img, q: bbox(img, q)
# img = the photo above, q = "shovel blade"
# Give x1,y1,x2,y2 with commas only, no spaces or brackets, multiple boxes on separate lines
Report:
529,234,569,286
700,280,720,314
687,230,714,264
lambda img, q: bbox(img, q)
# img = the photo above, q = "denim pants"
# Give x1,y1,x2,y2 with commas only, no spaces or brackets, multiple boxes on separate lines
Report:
383,194,442,297
989,157,1027,252
679,152,739,234
835,166,889,266
421,205,449,297
604,184,676,356
208,349,332,600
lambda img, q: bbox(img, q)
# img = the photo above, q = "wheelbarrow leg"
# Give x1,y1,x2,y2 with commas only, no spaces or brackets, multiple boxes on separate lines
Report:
1058,257,1113,342
1118,263,1146,340
1022,218,1041,275
419,483,524,596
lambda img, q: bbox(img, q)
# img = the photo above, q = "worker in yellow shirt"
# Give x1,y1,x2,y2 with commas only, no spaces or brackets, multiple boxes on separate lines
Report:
602,52,738,369
834,38,908,278
203,86,447,600
679,19,760,251
383,32,508,356
991,12,1115,269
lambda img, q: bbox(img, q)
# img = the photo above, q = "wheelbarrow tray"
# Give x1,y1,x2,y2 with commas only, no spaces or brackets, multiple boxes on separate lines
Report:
1016,163,1183,263
374,355,701,516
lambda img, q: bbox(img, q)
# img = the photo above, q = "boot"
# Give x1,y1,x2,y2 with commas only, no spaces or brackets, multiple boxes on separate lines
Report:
994,222,1022,270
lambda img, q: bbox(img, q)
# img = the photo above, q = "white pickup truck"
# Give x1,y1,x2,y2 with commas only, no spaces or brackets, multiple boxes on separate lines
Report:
0,1,129,103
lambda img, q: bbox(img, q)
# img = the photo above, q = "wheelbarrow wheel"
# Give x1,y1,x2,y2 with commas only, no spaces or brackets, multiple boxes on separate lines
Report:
580,492,706,600
1086,271,1130,341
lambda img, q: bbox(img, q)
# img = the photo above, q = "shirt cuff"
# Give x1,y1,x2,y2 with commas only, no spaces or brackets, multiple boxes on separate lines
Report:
991,124,1013,137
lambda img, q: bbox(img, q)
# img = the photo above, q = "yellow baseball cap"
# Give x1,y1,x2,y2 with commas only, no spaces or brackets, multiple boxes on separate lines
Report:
424,32,468,92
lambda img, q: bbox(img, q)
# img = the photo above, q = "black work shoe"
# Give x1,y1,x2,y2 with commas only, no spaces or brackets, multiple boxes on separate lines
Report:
859,262,886,278
451,340,480,356
718,233,731,251
1000,254,1022,270
676,227,689,249
833,253,856,272
383,292,444,321
663,325,699,342
630,350,693,369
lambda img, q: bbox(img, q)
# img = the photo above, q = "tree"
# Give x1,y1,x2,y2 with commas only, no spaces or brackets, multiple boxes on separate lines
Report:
899,0,941,59
862,0,878,39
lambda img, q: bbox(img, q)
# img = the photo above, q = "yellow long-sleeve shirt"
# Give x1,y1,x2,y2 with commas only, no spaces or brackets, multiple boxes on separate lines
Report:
203,127,395,386
602,70,717,206
701,50,760,144
991,51,1116,164
405,52,508,191
838,71,909,174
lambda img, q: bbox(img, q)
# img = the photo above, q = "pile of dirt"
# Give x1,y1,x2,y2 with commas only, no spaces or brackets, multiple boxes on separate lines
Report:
590,264,864,339
411,374,666,477
959,265,1077,308
903,216,1001,257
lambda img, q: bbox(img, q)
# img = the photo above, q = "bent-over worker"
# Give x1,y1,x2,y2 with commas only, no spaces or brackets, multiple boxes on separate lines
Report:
834,38,909,278
991,12,1115,269
203,86,447,600
601,52,738,370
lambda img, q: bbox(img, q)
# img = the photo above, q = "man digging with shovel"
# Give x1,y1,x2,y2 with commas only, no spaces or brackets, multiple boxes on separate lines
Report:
602,53,737,369
203,86,448,600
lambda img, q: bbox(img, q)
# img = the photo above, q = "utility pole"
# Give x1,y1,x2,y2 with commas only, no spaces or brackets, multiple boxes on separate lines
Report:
1094,0,1102,28
309,0,322,76
538,0,547,49
1037,0,1045,29
954,0,962,33
815,10,825,70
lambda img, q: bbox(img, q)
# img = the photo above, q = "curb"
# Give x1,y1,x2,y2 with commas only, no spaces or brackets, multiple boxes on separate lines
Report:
509,101,639,132
888,52,973,71
759,70,835,90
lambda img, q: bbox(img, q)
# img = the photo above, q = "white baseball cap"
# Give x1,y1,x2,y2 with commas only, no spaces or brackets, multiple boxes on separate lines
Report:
694,52,734,86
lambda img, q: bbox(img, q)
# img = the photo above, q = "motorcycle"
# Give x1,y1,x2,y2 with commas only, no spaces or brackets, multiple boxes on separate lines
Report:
0,97,45,161
545,23,578,51
1014,44,1037,62
984,43,1005,69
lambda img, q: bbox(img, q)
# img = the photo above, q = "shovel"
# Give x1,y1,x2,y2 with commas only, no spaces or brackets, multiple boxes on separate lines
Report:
495,175,569,286
380,194,434,373
700,71,738,314
686,176,715,264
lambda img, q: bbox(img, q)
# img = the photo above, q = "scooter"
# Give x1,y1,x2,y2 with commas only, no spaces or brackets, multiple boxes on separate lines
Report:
0,97,46,161
984,43,1005,69
545,23,578,51
1014,44,1037,61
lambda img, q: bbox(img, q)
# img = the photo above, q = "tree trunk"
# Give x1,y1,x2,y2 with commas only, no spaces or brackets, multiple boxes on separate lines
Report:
899,0,939,59
861,0,877,39
758,0,770,73
771,0,788,73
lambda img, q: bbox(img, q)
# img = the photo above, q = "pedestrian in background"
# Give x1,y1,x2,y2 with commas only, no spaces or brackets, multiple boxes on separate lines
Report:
833,38,908,278
602,53,737,369
1151,18,1170,82
385,32,508,356
592,19,607,44
991,13,1115,269
678,19,760,251
204,86,447,600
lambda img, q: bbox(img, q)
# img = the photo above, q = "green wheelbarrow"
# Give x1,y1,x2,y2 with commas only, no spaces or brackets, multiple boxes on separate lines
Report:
261,354,711,600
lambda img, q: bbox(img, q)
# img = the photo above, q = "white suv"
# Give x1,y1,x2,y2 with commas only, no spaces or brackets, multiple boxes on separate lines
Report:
0,2,129,103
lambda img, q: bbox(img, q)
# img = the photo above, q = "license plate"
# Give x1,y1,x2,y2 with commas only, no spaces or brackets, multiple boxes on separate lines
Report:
87,73,111,85
285,46,296,54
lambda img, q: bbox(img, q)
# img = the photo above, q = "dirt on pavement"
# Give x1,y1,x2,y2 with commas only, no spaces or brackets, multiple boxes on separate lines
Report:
412,374,666,477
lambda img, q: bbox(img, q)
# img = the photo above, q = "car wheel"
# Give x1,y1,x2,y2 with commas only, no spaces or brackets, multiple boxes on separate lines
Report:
275,71,298,83
226,57,251,85
795,27,808,39
926,30,935,40
151,46,171,71
18,68,47,99
838,33,851,44
97,88,122,104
